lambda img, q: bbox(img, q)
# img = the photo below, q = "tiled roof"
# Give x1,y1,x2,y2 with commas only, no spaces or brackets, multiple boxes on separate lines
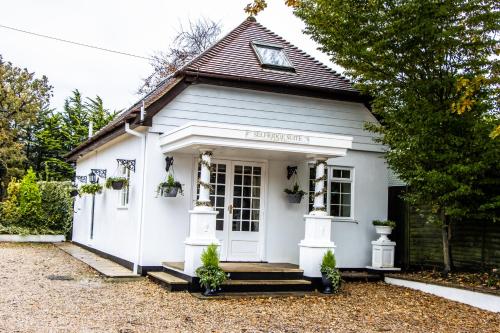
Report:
67,18,359,160
183,17,356,93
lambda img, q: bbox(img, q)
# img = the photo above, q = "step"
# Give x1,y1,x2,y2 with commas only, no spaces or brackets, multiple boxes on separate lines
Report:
148,271,189,291
221,279,313,292
162,261,305,280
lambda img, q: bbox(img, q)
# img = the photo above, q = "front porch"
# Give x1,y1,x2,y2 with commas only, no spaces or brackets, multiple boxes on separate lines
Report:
158,122,355,280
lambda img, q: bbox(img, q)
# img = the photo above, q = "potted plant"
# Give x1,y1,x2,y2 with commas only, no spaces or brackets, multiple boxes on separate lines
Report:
105,177,128,190
284,183,306,203
69,188,79,197
157,174,183,197
372,220,396,242
195,244,227,296
320,249,341,294
79,183,103,195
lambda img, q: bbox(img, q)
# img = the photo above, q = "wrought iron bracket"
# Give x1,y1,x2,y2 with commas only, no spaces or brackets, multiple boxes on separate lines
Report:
117,159,136,173
287,166,298,180
165,156,174,172
75,176,87,183
91,169,107,179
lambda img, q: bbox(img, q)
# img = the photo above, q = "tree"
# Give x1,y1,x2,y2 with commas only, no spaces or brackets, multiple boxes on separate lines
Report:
138,18,221,94
0,55,52,184
246,0,500,273
31,90,117,181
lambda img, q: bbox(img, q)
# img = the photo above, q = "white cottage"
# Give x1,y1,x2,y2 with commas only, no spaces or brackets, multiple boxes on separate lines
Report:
67,17,388,289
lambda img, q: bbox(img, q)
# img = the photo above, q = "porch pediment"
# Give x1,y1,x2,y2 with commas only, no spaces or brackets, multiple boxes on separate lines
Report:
159,122,352,159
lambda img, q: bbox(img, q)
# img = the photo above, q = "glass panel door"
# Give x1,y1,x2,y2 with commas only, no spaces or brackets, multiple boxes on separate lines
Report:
228,162,263,261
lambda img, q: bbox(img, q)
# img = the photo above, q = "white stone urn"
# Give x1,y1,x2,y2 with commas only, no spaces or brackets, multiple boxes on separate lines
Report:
374,225,393,242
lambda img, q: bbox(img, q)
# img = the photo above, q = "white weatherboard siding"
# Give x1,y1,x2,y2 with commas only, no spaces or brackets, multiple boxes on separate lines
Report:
151,84,381,152
72,134,142,264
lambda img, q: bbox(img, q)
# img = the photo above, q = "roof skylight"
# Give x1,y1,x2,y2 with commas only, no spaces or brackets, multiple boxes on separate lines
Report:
252,42,294,71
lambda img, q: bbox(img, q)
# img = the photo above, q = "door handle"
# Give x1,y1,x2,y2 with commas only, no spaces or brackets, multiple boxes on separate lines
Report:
228,204,233,214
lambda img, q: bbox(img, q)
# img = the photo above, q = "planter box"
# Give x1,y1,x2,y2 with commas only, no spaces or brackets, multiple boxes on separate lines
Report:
0,235,65,243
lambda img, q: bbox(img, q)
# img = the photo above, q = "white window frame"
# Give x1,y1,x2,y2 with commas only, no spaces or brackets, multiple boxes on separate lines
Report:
329,166,354,220
309,165,355,221
117,165,130,209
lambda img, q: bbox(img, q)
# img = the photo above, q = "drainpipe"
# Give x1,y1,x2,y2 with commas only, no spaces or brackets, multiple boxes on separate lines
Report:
125,122,147,275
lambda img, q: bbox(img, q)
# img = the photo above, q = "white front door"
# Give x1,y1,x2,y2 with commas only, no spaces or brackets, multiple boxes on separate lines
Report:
199,159,265,261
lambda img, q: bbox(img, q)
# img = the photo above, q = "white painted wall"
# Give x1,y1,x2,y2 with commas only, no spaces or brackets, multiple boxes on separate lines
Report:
72,134,142,264
138,133,194,267
73,83,387,269
264,150,387,268
151,84,381,152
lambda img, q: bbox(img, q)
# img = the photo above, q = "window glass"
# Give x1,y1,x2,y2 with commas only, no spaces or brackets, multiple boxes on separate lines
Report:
309,166,354,218
119,166,130,207
253,43,293,68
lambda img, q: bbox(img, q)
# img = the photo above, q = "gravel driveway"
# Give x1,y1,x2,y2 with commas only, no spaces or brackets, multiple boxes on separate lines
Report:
0,243,498,333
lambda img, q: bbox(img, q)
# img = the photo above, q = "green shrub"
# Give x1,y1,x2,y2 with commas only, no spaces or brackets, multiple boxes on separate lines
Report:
38,181,73,235
195,244,227,291
0,179,21,225
0,175,73,235
18,168,42,229
324,266,342,293
320,249,336,273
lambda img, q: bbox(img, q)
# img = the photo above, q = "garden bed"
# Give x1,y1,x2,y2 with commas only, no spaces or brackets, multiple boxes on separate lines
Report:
388,270,499,296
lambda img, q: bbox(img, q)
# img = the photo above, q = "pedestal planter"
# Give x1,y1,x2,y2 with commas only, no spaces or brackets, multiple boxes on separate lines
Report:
375,225,393,242
371,223,396,268
287,193,303,203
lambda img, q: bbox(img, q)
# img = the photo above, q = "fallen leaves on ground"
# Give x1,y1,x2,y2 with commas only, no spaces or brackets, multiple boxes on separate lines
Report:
0,243,498,332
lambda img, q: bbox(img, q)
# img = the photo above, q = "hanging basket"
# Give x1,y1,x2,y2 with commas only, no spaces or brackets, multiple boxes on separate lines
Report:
160,186,179,197
287,193,304,204
110,180,125,190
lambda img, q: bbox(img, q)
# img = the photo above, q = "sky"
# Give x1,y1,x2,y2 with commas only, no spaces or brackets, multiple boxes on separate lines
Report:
0,0,342,113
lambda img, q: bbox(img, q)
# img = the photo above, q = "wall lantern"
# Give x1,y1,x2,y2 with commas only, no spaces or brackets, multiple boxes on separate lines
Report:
88,171,97,184
89,169,106,184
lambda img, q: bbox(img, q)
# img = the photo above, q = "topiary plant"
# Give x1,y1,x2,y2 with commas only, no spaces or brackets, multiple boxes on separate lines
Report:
320,249,342,294
320,249,336,274
195,244,227,295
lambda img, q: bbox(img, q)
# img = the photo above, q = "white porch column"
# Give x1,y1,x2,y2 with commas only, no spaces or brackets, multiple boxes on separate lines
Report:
184,150,220,277
299,159,336,277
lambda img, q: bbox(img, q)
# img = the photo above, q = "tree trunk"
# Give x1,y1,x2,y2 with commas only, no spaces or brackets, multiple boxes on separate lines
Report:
441,216,451,276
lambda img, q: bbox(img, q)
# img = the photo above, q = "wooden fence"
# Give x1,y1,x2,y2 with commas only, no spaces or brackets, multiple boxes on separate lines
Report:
389,186,500,270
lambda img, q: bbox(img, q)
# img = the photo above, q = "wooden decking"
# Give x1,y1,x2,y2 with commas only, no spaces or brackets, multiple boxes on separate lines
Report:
164,261,302,273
